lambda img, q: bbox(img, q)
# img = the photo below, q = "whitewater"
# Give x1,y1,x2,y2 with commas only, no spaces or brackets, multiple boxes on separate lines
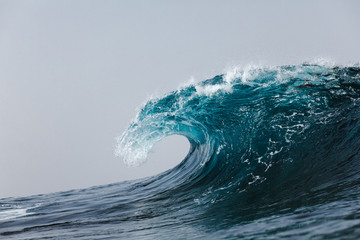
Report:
1,63,360,239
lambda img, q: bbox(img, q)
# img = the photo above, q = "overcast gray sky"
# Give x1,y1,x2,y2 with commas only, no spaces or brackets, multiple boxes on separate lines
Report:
1,0,359,198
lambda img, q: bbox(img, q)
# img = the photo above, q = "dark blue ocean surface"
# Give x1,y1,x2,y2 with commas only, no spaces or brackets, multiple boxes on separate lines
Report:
1,64,360,239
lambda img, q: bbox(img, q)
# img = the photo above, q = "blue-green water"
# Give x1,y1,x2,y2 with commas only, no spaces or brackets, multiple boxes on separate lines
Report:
1,64,360,239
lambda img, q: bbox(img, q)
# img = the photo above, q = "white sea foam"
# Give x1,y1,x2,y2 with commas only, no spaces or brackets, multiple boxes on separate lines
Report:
195,83,232,96
0,207,31,221
223,64,263,83
194,65,264,96
116,129,162,167
306,57,336,68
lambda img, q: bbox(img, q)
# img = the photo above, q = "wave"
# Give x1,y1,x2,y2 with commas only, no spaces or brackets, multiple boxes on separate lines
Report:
116,63,360,207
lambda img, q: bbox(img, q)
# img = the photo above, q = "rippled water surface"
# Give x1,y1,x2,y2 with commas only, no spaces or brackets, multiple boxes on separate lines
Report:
1,64,360,239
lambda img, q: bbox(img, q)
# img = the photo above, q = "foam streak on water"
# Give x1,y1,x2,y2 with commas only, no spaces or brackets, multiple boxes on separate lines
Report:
1,63,360,239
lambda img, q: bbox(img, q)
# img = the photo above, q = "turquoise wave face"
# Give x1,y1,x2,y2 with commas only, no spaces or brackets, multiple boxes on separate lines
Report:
116,64,360,223
2,64,360,239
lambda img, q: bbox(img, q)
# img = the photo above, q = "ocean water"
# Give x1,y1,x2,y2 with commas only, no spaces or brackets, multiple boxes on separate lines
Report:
1,63,360,239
